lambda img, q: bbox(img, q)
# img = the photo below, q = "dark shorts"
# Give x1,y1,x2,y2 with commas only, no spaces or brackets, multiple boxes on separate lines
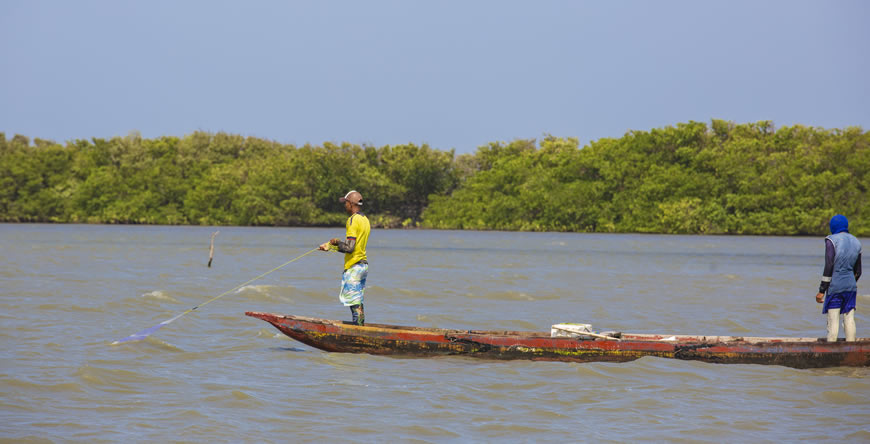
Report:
822,291,856,314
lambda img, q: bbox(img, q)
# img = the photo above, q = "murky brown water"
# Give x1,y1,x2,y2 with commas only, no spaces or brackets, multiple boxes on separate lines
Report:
1,224,868,442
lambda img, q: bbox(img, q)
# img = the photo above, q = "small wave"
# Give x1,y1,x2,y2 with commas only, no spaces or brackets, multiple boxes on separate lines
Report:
255,328,281,338
110,335,184,352
0,377,85,394
236,284,272,294
233,285,307,303
475,423,550,434
35,303,104,313
234,285,286,300
141,290,178,303
846,431,870,441
472,290,548,301
231,389,255,401
74,364,150,392
818,390,864,405
142,336,185,352
199,389,266,409
396,425,461,438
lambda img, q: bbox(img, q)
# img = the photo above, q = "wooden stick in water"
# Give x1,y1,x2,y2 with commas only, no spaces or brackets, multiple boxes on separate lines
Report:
208,231,219,267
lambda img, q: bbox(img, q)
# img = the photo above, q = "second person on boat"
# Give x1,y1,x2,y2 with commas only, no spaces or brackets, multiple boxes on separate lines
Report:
815,214,863,342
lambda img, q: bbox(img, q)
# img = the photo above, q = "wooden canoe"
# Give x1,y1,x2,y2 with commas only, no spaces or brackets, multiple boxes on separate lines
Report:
245,312,870,369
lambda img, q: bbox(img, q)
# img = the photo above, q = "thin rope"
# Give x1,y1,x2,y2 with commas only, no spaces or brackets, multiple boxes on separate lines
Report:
191,247,318,312
112,248,318,344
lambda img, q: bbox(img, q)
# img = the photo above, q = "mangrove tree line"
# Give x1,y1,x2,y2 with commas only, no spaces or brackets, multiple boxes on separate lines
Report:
1,120,867,236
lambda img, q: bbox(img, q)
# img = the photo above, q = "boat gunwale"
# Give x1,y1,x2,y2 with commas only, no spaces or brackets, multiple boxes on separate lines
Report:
246,312,870,347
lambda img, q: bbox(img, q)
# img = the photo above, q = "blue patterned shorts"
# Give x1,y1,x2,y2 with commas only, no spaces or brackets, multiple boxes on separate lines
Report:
339,262,368,306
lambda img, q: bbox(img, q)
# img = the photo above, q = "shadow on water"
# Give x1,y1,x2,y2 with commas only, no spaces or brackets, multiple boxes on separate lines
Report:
270,346,308,353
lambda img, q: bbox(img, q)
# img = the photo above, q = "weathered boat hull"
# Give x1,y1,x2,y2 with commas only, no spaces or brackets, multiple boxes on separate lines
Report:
245,312,870,369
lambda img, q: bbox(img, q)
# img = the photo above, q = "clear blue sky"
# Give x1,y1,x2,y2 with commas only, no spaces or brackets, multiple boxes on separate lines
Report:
2,0,867,153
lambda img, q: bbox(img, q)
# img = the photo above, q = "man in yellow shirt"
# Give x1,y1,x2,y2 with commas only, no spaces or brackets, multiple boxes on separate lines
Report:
319,190,370,325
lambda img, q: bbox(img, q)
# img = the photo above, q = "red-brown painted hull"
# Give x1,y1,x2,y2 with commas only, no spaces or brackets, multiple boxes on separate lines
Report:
245,312,870,369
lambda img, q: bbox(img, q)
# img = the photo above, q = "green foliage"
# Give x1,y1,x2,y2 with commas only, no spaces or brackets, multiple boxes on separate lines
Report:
0,131,458,228
2,122,868,236
422,121,869,236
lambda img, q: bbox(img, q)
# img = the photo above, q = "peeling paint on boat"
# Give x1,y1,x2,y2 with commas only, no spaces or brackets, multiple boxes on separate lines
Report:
246,312,870,369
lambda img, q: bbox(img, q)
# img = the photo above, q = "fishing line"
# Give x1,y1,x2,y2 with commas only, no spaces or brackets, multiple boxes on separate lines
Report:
112,248,319,345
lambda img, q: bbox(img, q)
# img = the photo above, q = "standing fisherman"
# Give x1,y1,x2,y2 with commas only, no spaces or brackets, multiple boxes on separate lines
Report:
319,190,370,325
815,214,862,341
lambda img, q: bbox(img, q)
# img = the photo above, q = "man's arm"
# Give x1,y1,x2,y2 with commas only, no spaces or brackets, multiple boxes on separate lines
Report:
816,238,836,302
330,237,356,253
819,238,835,294
855,253,862,282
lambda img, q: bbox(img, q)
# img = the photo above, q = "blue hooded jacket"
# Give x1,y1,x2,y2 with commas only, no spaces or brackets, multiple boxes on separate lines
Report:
830,214,849,234
825,214,862,297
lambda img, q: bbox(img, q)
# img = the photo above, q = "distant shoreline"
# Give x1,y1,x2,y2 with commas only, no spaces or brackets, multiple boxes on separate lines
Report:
3,121,867,236
1,220,857,238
